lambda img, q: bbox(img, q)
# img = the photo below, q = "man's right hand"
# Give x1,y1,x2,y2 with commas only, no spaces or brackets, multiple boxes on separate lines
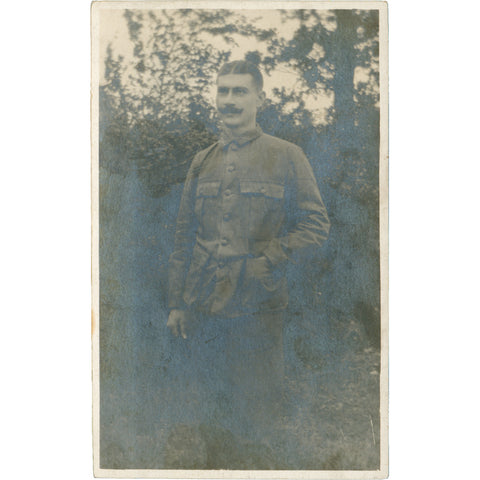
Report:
167,309,189,339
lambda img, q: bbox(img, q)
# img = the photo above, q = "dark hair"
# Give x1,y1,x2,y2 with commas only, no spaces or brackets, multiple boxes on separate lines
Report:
217,60,264,91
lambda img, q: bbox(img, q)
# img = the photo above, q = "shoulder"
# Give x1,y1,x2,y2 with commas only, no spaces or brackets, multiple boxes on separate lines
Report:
257,133,305,156
257,134,316,179
187,142,220,178
192,142,219,165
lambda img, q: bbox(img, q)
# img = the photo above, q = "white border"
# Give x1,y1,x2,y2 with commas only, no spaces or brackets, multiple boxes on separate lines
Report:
91,2,389,477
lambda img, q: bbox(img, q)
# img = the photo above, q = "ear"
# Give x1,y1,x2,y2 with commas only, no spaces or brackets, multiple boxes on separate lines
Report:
256,90,266,108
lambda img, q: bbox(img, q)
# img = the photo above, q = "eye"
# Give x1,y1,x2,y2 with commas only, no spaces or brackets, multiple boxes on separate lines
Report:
217,87,229,95
232,87,248,96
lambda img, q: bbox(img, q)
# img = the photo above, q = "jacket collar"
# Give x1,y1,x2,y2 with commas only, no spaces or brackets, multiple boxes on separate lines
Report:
218,124,263,149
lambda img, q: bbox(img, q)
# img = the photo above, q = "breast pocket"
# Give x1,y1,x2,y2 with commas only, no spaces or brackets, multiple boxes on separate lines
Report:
195,181,221,230
239,181,285,240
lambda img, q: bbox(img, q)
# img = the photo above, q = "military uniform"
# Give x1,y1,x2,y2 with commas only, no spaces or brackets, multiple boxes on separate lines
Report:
169,126,330,316
167,126,330,441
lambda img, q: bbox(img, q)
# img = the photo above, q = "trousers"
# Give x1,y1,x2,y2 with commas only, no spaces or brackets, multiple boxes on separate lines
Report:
176,309,285,441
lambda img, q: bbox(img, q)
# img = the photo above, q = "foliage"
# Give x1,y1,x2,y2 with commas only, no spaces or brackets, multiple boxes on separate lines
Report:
99,10,383,468
100,9,380,199
100,7,381,342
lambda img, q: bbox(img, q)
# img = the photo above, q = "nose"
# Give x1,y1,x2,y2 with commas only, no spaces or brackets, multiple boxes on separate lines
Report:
223,93,234,104
218,89,235,104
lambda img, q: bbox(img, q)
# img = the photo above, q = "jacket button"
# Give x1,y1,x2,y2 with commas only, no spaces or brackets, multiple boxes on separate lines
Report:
224,189,231,197
218,261,225,268
227,165,235,173
220,238,228,246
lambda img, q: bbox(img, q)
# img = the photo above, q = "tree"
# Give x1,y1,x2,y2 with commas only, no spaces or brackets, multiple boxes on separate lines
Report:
102,10,227,195
251,9,381,346
98,11,383,466
99,7,382,344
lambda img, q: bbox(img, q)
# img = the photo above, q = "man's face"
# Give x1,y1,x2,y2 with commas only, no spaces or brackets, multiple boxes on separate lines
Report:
216,74,265,131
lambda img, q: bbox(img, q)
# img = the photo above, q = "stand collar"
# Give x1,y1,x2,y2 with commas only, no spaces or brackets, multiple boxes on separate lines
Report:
218,124,263,149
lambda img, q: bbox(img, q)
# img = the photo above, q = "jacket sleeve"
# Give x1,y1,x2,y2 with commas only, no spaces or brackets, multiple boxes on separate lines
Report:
167,155,201,310
263,145,330,267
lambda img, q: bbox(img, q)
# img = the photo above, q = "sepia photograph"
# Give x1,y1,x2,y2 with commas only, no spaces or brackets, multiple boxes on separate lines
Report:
91,1,388,477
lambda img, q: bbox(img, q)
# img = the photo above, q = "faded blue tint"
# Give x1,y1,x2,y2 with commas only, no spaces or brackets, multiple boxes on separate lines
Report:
99,8,381,470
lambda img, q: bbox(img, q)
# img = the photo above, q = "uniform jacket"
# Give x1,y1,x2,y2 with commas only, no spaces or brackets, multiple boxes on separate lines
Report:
168,126,330,317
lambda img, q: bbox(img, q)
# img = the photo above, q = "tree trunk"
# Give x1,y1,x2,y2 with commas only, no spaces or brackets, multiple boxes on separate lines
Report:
332,10,358,151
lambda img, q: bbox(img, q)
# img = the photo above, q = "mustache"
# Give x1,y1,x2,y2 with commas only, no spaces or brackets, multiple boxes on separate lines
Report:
219,106,243,115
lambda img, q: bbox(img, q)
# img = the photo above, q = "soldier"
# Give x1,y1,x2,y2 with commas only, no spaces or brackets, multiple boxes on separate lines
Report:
167,60,330,443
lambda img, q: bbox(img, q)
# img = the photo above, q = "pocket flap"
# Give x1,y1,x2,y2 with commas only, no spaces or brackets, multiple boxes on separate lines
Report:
240,181,284,199
196,181,221,197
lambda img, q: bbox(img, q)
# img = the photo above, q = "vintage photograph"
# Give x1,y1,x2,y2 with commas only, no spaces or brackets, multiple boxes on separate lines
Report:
91,1,388,477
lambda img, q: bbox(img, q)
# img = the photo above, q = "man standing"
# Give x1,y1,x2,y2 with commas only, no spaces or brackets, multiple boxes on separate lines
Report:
167,60,330,443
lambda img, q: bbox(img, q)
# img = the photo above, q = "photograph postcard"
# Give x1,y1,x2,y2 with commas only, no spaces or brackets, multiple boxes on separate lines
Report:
91,1,388,477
